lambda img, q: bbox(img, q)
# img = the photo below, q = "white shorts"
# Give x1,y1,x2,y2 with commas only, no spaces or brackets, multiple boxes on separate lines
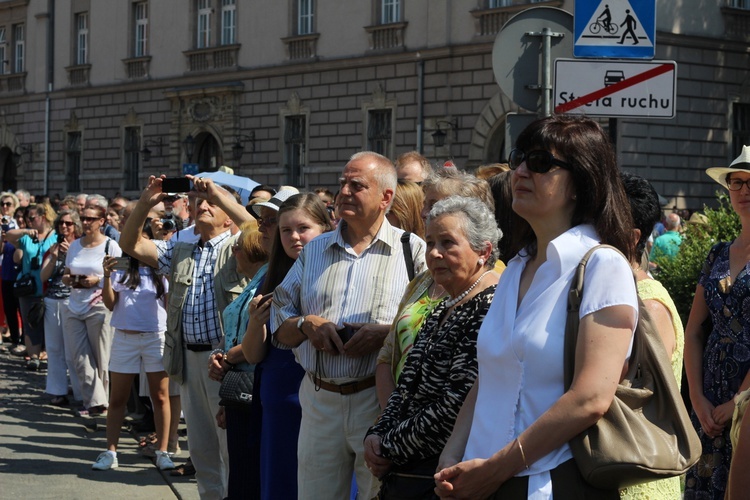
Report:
109,329,166,374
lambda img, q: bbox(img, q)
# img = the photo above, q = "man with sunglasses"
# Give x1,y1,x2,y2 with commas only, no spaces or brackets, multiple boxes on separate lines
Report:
120,175,252,500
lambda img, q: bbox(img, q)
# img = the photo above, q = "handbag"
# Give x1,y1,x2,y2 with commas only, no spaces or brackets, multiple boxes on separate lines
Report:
218,290,256,409
563,245,701,489
13,274,36,297
379,455,439,500
219,368,254,408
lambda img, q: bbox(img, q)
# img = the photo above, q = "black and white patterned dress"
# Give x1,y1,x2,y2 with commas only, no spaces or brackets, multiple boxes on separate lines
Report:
368,285,496,466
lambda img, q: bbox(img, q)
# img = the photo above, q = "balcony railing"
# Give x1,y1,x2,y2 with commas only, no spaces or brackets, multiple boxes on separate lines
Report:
471,1,564,38
364,22,408,52
281,33,320,61
122,56,152,79
0,72,26,93
65,64,91,87
183,44,240,73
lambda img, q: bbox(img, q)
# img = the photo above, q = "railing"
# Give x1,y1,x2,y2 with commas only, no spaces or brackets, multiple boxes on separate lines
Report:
0,72,26,93
281,33,320,60
471,1,564,38
122,56,151,79
183,44,240,73
364,22,408,51
65,64,91,86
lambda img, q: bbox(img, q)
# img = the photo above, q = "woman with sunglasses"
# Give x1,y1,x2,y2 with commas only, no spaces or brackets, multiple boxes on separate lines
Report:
0,192,21,354
435,116,638,499
240,193,333,500
682,146,750,498
62,204,122,417
5,203,58,370
40,210,83,406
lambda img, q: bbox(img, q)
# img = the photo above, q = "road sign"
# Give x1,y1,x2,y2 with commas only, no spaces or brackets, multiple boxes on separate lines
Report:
554,59,676,118
492,7,573,114
574,0,655,59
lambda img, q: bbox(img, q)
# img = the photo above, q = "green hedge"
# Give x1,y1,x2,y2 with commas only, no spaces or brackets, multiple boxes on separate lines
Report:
655,192,740,325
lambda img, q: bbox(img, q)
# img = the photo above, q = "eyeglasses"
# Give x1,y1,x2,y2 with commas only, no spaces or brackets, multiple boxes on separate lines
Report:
80,216,102,222
727,177,750,192
60,221,75,227
257,217,277,228
1,202,13,207
509,149,572,174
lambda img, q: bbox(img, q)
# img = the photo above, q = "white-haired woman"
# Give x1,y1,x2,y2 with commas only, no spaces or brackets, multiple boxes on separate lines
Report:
365,196,500,498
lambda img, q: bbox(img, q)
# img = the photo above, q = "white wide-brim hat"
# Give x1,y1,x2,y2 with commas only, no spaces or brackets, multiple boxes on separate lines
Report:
249,189,299,218
706,145,750,188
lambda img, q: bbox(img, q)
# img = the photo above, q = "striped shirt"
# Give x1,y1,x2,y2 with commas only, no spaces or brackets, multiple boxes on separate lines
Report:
271,219,426,379
154,230,231,345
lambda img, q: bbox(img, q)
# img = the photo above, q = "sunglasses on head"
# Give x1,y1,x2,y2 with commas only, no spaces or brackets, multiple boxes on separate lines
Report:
509,148,572,174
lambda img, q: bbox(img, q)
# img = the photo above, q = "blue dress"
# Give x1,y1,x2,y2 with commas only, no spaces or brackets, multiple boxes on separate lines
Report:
685,242,750,499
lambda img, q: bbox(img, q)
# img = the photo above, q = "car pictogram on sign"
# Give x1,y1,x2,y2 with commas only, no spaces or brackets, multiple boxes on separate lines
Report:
604,70,625,86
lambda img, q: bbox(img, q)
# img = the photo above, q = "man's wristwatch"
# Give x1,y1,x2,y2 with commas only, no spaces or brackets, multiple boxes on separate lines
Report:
296,316,306,332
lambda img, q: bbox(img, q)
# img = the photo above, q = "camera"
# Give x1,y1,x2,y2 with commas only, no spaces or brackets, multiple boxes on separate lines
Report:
161,215,177,232
57,233,65,244
1,216,9,233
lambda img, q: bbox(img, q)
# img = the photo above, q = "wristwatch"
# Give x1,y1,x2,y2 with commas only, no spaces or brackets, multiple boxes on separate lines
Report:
296,316,306,331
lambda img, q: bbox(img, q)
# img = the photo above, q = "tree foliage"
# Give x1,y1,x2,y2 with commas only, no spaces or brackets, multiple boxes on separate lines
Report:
655,192,740,325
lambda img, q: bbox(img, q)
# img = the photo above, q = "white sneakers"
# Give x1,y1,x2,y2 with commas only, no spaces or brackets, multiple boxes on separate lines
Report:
155,450,175,471
92,451,118,470
91,449,175,471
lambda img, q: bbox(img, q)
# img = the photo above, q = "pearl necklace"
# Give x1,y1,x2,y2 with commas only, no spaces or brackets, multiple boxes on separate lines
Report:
444,270,491,308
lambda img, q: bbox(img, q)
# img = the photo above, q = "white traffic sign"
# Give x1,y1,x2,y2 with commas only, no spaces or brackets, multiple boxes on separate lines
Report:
574,0,655,59
554,59,676,118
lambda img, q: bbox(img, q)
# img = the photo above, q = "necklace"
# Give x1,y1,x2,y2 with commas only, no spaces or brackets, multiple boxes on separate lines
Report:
444,270,491,308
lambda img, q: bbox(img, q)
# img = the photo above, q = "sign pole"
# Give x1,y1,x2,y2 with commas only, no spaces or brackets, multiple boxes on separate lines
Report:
526,28,565,117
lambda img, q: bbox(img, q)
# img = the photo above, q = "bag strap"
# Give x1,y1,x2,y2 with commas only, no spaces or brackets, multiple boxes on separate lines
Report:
401,231,415,282
563,244,629,391
105,238,111,256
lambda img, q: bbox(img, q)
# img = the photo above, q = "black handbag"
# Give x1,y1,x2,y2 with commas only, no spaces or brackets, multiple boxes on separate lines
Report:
379,455,439,500
218,290,256,409
219,368,254,408
13,274,36,297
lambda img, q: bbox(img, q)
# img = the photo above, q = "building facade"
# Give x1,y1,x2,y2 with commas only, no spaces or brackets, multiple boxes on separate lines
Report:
0,0,747,209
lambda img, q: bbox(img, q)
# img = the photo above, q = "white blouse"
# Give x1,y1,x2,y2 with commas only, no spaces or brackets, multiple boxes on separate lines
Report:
463,224,638,499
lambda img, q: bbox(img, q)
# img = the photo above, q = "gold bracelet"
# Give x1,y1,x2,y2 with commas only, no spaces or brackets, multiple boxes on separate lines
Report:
516,438,530,470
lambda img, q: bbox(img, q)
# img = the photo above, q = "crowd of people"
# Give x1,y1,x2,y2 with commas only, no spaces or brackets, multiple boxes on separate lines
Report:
1,116,749,499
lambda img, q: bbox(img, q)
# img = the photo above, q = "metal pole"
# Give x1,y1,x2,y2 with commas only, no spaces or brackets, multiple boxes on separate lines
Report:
541,27,552,117
417,58,424,153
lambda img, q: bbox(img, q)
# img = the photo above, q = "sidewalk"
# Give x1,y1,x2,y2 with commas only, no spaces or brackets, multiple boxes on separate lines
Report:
0,348,199,500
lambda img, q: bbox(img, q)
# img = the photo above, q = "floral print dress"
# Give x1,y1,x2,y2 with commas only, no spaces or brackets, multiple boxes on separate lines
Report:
685,242,750,499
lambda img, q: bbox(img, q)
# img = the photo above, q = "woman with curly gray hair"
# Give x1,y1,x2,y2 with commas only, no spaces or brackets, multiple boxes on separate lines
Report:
365,196,501,499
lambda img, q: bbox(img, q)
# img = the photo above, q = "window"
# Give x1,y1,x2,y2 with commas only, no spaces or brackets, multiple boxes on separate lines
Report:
134,2,148,57
284,116,306,186
197,0,212,48
220,0,236,45
733,103,750,159
13,24,24,73
298,0,314,35
488,0,512,7
75,13,88,65
730,0,750,8
123,127,141,191
66,132,82,192
381,0,400,24
0,28,6,76
367,109,392,155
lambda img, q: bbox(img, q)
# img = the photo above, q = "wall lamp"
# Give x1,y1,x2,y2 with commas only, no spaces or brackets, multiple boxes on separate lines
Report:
232,132,256,162
12,144,32,164
431,118,458,148
140,138,163,162
182,134,196,161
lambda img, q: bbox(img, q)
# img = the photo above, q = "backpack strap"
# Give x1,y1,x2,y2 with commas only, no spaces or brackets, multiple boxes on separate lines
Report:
401,231,415,282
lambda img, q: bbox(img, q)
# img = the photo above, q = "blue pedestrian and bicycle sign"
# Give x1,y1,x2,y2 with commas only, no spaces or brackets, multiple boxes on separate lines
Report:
574,0,655,59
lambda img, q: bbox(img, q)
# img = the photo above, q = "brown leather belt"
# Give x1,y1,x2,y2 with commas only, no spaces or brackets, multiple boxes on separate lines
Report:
310,374,376,395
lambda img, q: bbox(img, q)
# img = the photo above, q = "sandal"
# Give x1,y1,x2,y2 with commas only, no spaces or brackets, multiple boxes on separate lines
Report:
169,457,195,477
138,432,158,448
50,395,69,406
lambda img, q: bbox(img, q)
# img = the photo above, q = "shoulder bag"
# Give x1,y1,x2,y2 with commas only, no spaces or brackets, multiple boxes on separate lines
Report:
564,245,701,489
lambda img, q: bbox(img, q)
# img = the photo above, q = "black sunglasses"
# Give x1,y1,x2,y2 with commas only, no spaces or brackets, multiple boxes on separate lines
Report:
509,149,572,174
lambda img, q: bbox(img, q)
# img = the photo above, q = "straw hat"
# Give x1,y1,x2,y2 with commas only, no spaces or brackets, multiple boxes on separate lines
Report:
706,145,750,188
